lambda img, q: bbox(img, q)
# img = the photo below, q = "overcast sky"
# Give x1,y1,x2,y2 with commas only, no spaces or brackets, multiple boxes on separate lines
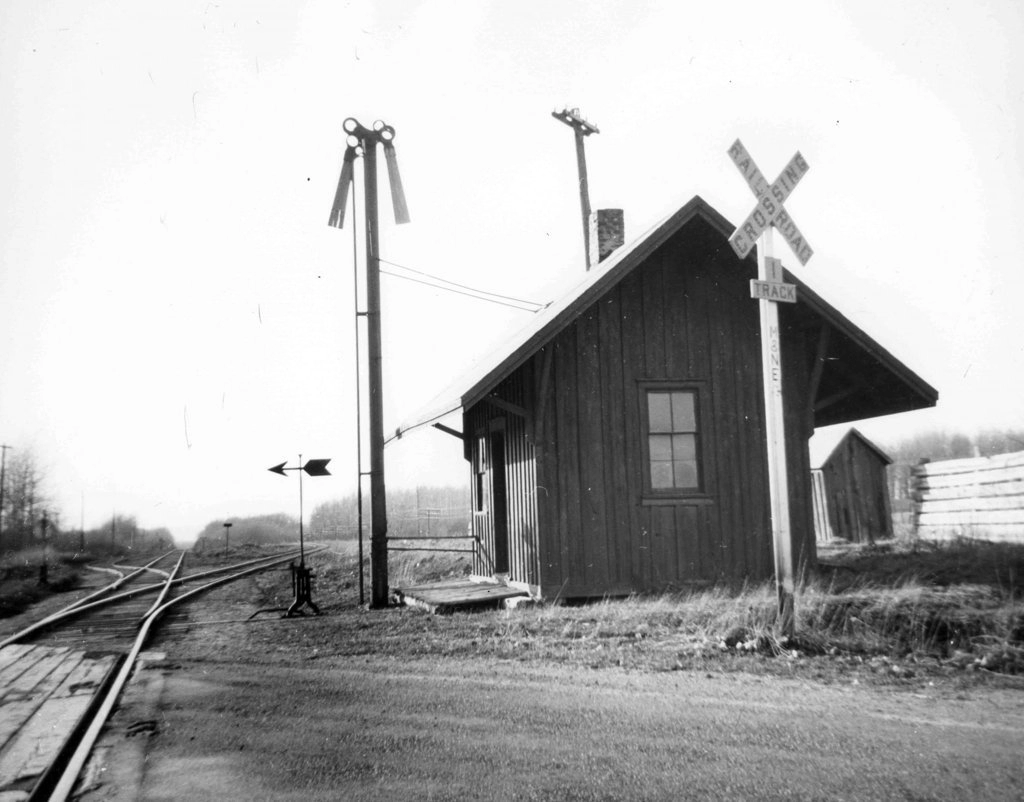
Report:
2,0,1021,543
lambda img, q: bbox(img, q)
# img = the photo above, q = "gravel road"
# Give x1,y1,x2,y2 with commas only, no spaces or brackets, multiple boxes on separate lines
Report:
88,644,1023,801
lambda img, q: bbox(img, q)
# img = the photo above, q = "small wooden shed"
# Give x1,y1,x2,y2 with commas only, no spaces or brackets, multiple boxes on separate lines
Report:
394,196,936,598
809,427,894,543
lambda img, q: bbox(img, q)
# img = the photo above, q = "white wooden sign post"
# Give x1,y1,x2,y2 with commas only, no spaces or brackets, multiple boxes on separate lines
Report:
727,139,814,638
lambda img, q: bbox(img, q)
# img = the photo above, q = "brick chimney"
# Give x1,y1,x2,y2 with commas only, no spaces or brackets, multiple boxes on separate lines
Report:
588,208,624,269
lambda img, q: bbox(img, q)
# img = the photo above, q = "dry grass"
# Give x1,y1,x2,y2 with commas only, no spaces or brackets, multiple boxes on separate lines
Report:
0,548,83,617
361,537,1024,677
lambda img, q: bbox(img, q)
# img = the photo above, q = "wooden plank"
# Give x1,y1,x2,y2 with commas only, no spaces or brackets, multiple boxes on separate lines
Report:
395,579,528,613
919,494,1024,514
0,654,115,787
554,330,582,593
917,478,1024,501
577,308,609,591
598,284,629,591
1,647,72,701
781,309,816,569
520,368,539,588
649,505,674,588
729,245,763,577
532,347,560,595
0,644,37,674
674,505,697,581
916,466,1024,491
918,524,1024,543
732,246,769,578
0,645,48,690
914,451,1024,477
811,470,832,541
0,648,84,751
618,270,649,589
918,509,1024,527
705,248,739,580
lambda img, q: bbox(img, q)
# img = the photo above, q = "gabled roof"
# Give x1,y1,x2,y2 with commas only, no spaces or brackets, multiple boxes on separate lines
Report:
390,195,938,443
809,427,893,469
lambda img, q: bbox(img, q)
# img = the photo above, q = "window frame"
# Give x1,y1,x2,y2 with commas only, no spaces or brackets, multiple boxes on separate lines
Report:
638,381,713,504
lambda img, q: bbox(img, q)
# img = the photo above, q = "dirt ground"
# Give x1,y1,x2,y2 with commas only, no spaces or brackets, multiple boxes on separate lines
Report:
76,562,1024,802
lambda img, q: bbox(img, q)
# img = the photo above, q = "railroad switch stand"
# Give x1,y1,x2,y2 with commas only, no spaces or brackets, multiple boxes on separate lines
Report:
249,562,321,619
287,563,320,616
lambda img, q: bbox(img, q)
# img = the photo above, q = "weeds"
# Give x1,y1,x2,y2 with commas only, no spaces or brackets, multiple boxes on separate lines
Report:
382,538,1024,676
0,550,81,618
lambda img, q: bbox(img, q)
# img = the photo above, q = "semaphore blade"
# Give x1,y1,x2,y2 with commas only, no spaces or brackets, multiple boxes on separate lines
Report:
382,142,410,225
327,146,357,228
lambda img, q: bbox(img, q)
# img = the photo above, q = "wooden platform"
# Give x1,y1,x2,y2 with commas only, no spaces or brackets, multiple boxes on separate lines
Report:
0,644,119,795
393,579,529,613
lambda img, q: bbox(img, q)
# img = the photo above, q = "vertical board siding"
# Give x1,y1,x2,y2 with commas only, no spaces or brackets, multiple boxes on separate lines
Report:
467,404,494,578
820,435,894,543
472,216,821,598
811,470,834,541
466,367,540,589
577,309,610,590
598,291,629,589
535,218,787,596
554,331,584,593
618,269,651,588
704,260,740,581
780,310,817,576
534,346,563,591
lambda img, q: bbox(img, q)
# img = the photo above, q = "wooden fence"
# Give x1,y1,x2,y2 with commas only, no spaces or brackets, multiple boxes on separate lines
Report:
910,450,1024,542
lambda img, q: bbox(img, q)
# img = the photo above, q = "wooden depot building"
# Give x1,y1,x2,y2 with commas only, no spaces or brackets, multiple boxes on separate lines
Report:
393,196,937,599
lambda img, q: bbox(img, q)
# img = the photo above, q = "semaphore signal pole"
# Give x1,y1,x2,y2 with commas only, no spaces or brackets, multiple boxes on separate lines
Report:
328,117,409,609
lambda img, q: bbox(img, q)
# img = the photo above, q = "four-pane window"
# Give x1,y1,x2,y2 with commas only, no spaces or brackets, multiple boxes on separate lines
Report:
646,390,700,492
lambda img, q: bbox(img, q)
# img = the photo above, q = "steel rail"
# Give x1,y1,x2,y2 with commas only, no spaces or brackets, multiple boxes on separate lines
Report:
45,549,312,802
0,547,322,649
137,551,187,624
65,551,178,612
111,557,174,579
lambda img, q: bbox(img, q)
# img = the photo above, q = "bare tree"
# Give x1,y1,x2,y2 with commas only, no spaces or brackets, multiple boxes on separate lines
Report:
0,449,55,553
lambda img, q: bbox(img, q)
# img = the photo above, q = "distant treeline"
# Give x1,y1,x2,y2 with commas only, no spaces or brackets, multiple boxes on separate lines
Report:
883,428,1024,506
193,513,299,552
308,486,471,540
191,486,471,551
1,510,173,558
882,428,1024,464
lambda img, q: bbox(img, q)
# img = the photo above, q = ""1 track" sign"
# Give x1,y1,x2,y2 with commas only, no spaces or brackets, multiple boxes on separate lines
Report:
749,256,797,303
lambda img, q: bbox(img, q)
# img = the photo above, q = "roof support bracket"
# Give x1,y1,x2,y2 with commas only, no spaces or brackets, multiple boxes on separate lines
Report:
432,422,464,441
807,323,831,426
483,395,527,419
814,382,862,414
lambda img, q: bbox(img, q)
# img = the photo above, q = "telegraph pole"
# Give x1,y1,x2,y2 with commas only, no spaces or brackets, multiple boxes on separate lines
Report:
39,511,49,585
0,444,10,552
552,108,600,269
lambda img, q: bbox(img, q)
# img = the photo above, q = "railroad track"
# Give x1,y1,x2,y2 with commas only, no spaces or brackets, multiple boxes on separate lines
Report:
0,547,321,800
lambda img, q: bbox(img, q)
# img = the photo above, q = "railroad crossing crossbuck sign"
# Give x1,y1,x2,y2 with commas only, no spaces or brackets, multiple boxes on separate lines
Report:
728,139,813,266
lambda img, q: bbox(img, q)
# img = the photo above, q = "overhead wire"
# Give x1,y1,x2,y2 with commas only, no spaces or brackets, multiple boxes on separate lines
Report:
379,268,542,312
378,257,544,312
